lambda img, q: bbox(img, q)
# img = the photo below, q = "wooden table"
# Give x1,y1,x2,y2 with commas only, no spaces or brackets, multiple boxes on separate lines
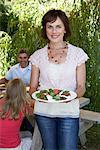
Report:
79,97,90,108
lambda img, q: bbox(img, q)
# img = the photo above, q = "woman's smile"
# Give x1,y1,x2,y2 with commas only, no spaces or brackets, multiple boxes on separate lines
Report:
51,35,60,39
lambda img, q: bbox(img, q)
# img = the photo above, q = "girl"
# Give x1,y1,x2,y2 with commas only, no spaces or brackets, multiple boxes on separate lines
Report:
0,78,34,149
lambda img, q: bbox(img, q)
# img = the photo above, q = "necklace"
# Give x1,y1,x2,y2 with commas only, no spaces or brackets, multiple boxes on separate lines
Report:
48,42,68,51
48,43,68,64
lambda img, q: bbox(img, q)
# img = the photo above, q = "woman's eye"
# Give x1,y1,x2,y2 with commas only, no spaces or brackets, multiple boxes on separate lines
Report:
47,25,62,29
56,25,61,28
47,26,52,29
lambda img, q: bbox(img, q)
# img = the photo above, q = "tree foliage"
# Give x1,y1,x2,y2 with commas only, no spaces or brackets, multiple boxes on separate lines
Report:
0,0,10,32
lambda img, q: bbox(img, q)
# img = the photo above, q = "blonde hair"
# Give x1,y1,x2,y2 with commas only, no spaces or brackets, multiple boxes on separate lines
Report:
0,78,30,119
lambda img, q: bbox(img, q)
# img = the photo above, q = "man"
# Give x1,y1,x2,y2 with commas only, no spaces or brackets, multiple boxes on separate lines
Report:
0,49,33,134
0,49,31,86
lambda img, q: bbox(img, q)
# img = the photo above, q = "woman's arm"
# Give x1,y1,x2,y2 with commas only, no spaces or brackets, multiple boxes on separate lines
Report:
29,64,40,96
75,63,86,98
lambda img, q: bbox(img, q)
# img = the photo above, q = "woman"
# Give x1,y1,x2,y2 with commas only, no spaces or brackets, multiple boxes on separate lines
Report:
0,78,34,149
29,9,89,150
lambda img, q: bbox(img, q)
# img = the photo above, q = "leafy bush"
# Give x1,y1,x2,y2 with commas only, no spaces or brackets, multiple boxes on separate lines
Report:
69,0,99,111
0,0,11,32
0,31,13,76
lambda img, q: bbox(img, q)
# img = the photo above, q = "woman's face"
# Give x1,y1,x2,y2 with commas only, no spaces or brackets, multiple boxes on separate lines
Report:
46,17,66,43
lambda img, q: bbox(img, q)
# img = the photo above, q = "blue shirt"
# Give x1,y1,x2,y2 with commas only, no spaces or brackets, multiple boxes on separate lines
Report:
5,63,31,86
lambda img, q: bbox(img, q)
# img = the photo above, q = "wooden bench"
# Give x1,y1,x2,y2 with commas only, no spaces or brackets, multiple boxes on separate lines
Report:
80,109,100,123
79,120,94,145
79,109,100,145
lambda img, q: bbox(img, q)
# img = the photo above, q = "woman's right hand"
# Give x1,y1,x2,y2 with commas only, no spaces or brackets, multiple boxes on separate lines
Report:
29,87,37,97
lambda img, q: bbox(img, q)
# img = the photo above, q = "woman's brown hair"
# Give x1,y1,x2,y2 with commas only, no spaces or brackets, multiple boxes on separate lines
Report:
42,9,71,41
0,78,32,119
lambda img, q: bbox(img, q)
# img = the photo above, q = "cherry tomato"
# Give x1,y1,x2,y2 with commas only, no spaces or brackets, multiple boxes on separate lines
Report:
53,89,59,95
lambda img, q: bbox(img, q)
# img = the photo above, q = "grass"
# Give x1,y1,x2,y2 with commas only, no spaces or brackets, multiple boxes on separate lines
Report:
79,124,100,150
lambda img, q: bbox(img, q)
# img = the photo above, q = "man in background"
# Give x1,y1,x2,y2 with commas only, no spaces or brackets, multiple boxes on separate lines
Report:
0,48,31,86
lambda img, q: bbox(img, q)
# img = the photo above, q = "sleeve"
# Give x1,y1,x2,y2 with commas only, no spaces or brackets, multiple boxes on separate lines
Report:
29,50,40,68
5,68,13,80
76,48,89,66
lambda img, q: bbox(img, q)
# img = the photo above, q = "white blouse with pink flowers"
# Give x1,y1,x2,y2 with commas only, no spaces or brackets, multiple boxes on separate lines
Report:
29,43,89,118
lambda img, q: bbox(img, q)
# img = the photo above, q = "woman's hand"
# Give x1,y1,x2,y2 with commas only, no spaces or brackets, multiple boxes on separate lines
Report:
29,87,37,96
76,85,86,98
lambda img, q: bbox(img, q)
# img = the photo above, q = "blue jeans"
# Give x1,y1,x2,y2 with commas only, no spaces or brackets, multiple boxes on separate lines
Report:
35,115,79,150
